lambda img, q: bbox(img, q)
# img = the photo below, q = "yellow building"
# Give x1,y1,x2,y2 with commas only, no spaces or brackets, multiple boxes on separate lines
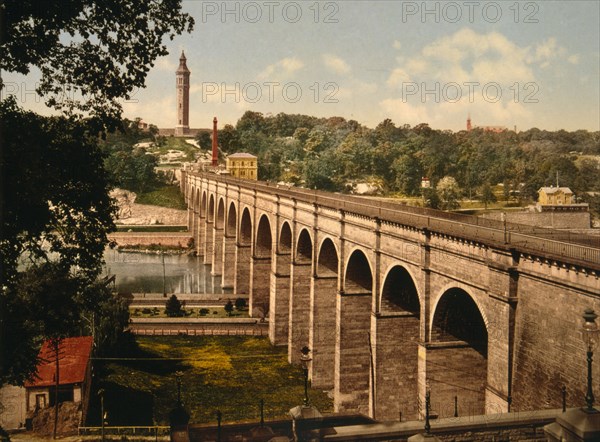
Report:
226,153,258,180
538,187,574,205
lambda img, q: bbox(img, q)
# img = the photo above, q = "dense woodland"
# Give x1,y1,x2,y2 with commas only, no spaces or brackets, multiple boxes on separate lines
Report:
198,112,600,208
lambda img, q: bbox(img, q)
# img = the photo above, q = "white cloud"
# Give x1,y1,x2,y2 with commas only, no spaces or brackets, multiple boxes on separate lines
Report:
322,54,351,75
258,57,304,80
393,40,402,50
387,68,412,87
379,99,431,127
568,54,580,64
385,28,565,93
153,56,177,72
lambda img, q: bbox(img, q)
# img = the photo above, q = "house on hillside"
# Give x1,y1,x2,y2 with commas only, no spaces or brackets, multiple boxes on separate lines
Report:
538,186,574,205
226,153,258,180
24,336,93,419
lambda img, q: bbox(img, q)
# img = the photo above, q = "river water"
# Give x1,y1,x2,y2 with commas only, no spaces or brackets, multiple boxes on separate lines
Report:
103,249,231,295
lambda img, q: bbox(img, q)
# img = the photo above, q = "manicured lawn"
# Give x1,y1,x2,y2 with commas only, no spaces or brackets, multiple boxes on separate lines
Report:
90,336,333,426
136,185,187,209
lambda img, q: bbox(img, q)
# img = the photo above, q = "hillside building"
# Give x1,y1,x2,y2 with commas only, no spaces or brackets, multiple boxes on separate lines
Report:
226,153,258,180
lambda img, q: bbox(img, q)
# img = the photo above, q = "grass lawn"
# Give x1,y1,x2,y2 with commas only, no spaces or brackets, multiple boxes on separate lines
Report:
90,336,333,426
136,185,187,210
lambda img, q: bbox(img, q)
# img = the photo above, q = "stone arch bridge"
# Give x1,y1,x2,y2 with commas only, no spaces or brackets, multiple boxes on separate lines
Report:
181,170,600,422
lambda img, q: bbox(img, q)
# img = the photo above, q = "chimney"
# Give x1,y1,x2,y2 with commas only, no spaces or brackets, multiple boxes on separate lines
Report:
212,117,218,167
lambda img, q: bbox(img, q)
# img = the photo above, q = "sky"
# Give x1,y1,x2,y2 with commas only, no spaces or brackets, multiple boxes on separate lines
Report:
3,1,600,132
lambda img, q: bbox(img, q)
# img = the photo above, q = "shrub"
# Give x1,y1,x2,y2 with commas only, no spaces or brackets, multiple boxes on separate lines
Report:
235,298,247,310
224,300,234,316
165,295,185,317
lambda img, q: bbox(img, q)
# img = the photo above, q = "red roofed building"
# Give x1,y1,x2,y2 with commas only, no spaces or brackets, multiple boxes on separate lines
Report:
24,336,93,417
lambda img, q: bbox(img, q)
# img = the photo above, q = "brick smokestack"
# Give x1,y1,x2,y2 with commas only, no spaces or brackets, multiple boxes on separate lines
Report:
212,117,218,167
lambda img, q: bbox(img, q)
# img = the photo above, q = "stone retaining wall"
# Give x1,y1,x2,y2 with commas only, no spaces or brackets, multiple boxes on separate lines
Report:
108,232,193,248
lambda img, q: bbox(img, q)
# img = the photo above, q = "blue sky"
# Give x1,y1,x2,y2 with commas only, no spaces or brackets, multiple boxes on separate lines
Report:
3,1,599,131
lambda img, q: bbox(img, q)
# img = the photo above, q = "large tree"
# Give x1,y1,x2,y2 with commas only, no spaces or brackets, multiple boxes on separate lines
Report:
0,0,194,387
1,0,194,128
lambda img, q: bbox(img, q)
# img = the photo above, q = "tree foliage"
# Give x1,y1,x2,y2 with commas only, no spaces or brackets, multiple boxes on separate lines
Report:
1,0,193,387
223,111,598,212
1,0,194,128
165,295,184,317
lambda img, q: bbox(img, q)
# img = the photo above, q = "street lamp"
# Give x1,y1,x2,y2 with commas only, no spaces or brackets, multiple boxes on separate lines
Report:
581,308,599,413
300,346,312,407
175,371,183,406
98,388,105,442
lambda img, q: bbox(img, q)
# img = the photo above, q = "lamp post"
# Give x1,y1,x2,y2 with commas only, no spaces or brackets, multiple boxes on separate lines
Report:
98,388,105,442
175,371,183,406
582,308,599,413
300,346,312,407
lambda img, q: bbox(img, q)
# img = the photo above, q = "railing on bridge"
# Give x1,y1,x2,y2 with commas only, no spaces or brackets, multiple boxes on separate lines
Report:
189,172,600,267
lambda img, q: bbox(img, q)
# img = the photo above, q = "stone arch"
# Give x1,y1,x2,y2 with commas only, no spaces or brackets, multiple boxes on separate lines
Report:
279,221,292,253
428,287,488,417
200,191,207,218
270,220,293,346
296,228,313,263
344,248,373,293
208,194,215,223
226,202,237,237
431,283,489,333
317,237,338,278
374,264,422,420
255,214,272,258
431,288,488,354
311,237,339,388
216,198,225,229
240,207,252,245
336,248,373,415
380,265,420,315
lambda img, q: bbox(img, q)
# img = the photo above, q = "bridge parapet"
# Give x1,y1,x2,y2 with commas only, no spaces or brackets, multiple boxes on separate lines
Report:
188,172,599,271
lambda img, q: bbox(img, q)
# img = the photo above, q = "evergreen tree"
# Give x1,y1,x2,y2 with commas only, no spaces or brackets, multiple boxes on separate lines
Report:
165,295,184,318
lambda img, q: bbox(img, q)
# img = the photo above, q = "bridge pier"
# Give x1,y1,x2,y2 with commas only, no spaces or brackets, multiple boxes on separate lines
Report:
221,234,236,289
288,261,311,364
196,214,205,257
211,225,224,276
203,220,214,265
419,341,487,418
334,291,372,416
234,243,251,296
250,256,271,318
269,251,290,346
372,313,420,421
187,206,194,235
309,275,337,389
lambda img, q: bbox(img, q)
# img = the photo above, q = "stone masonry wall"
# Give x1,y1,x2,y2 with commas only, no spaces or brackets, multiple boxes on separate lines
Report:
373,314,420,422
108,232,192,248
512,269,600,411
426,344,487,418
309,275,337,389
288,262,312,364
335,293,372,415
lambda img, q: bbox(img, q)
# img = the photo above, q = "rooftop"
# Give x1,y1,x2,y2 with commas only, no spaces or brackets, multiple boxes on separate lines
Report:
539,186,574,194
228,153,257,159
25,336,93,388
